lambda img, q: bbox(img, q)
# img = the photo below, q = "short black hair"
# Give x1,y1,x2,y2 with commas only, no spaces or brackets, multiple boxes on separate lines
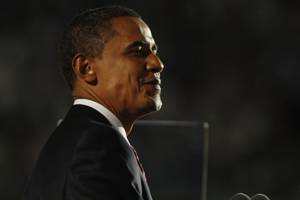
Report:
60,5,141,89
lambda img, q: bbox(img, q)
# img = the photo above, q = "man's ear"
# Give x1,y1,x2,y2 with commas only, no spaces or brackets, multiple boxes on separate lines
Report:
72,54,97,85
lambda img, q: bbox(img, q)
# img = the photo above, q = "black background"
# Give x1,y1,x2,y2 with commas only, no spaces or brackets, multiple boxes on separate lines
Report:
0,0,299,199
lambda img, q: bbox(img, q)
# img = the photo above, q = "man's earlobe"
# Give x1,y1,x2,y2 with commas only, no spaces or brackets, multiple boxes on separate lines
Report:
72,54,97,85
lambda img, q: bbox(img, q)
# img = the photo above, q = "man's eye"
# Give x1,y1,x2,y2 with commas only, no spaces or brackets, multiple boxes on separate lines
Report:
134,45,149,57
137,45,143,52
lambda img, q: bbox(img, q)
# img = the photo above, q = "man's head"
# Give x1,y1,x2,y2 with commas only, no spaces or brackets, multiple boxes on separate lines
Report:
60,6,164,130
61,6,141,88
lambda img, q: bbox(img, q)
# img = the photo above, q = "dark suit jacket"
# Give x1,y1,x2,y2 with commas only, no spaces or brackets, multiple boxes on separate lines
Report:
23,105,153,200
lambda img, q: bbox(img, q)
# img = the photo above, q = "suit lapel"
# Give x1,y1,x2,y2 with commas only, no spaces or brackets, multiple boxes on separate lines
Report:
141,175,153,200
65,105,153,199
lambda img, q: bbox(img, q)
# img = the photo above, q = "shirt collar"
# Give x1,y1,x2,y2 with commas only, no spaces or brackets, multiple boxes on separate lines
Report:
73,98,130,145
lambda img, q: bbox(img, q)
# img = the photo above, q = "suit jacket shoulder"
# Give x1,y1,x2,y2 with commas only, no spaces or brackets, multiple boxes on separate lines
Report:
23,105,147,200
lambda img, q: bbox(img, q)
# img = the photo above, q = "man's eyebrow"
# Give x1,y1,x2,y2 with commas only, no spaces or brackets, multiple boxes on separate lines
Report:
126,40,158,51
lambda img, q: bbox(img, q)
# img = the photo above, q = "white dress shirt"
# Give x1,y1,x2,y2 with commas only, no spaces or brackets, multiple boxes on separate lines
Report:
73,98,130,145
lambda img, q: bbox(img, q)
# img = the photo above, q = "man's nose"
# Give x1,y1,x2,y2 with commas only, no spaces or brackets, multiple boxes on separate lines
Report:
145,53,164,73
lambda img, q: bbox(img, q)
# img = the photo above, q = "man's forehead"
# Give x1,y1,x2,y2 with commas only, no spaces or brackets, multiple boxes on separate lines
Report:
110,16,155,45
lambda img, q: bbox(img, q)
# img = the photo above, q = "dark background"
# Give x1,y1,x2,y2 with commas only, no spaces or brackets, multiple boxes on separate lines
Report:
0,0,300,199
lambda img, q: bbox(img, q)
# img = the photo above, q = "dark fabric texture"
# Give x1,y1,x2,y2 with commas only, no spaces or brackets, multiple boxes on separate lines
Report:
23,105,153,200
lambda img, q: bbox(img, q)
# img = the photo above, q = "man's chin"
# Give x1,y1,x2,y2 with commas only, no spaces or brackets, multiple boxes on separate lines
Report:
137,95,162,117
146,95,162,112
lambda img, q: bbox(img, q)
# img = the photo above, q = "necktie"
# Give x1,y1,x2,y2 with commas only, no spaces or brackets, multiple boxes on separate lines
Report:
130,146,145,175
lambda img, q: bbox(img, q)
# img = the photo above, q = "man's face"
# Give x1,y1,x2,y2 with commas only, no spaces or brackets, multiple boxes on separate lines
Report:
90,16,164,120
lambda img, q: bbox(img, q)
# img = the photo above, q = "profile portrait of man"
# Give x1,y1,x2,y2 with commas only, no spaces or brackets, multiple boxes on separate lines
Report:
23,5,163,200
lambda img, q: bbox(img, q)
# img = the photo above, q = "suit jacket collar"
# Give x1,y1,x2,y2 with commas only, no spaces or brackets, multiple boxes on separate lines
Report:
66,104,111,126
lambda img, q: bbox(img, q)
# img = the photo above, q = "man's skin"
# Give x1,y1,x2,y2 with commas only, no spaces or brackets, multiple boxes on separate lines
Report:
72,16,164,133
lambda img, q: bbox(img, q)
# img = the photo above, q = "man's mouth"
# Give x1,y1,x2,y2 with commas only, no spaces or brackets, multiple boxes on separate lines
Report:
143,78,161,85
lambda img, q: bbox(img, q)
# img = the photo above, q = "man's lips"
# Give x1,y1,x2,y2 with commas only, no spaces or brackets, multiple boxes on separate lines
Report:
143,78,161,85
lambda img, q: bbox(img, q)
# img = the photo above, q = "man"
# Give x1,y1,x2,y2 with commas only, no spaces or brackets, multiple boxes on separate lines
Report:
23,5,163,200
